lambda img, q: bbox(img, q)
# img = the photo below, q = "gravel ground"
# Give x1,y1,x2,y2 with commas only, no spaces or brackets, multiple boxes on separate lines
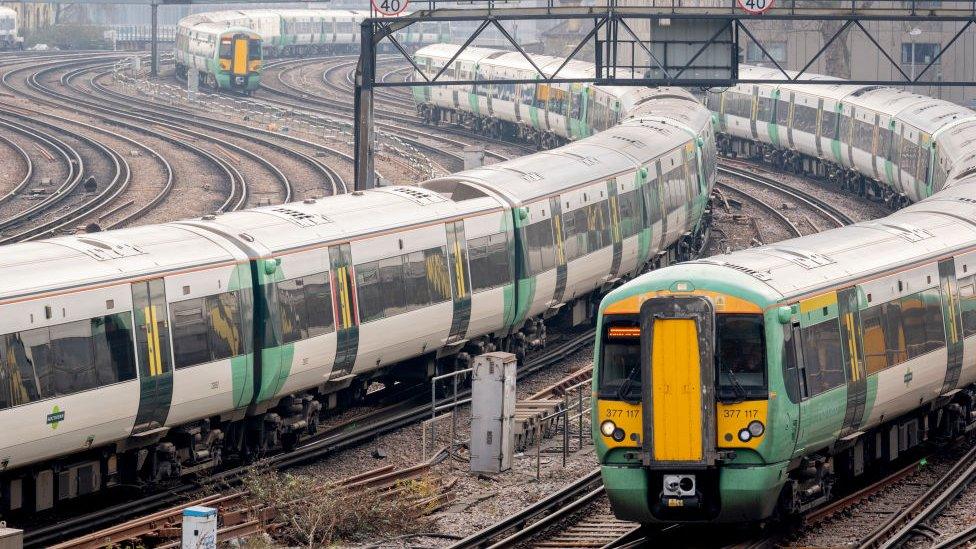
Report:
785,440,976,548
0,133,28,197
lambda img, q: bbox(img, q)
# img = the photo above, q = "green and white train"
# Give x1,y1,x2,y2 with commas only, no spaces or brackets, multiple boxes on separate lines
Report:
0,48,715,515
412,44,648,149
595,65,976,523
174,19,262,93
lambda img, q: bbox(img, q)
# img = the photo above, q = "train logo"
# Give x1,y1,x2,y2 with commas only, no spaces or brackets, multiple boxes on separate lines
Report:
46,406,65,430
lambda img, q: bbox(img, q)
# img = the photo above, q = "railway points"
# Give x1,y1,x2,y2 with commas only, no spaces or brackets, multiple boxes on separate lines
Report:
2,2,976,547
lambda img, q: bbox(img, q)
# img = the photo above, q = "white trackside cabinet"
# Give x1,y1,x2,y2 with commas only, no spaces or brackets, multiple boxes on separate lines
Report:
470,352,517,473
182,505,217,549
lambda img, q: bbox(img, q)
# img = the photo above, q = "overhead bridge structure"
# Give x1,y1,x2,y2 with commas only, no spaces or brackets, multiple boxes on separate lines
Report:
353,0,976,190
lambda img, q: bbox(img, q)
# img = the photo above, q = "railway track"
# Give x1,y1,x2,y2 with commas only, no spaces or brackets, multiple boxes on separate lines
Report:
857,443,976,549
22,329,596,548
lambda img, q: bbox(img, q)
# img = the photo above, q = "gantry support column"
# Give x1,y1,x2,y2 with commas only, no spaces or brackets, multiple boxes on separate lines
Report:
353,21,376,191
150,2,159,77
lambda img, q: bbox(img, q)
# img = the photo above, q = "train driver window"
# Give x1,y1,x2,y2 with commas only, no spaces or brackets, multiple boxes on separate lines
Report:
715,314,767,401
598,319,641,402
800,319,845,396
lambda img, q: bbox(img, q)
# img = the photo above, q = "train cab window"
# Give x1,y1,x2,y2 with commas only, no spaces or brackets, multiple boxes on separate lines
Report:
598,319,641,401
800,319,845,396
248,40,261,60
715,314,767,401
218,40,232,59
960,280,976,337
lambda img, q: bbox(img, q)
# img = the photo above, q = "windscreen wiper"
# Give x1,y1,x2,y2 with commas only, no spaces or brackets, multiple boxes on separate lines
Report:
614,366,640,402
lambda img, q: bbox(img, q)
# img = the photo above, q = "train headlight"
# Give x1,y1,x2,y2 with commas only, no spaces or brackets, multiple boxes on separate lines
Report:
748,420,765,437
600,420,617,437
738,429,752,442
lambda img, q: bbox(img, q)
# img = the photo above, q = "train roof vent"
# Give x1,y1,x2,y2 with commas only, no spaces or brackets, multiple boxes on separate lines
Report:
65,237,145,261
380,186,447,205
563,152,600,166
697,259,772,281
767,247,835,269
873,222,934,242
268,207,333,227
608,134,647,147
956,197,976,205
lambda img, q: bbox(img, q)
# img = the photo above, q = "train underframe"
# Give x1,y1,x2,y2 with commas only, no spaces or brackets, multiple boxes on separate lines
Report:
417,103,566,150
717,133,913,210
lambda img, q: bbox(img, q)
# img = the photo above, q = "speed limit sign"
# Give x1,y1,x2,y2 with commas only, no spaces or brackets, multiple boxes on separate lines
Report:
737,0,774,15
372,0,409,16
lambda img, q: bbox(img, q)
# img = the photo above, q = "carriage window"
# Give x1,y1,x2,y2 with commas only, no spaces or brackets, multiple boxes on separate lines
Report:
50,321,98,397
775,99,790,126
900,140,920,174
355,246,453,323
793,104,817,134
468,233,512,291
524,218,555,274
820,110,839,138
716,314,767,401
207,292,243,360
879,127,893,159
172,298,212,367
92,313,137,385
303,272,334,338
854,120,875,153
617,189,642,239
757,96,773,122
860,303,889,374
800,319,845,396
598,318,641,401
961,281,976,337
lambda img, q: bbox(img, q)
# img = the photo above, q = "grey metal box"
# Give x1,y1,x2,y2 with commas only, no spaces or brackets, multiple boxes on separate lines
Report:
470,352,517,474
0,524,23,549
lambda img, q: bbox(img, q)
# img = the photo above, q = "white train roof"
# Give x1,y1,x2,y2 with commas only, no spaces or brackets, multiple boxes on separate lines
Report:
0,224,248,303
425,114,705,206
179,186,504,258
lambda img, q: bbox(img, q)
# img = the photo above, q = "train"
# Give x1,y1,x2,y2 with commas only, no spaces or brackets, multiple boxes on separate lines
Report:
594,65,976,523
0,7,22,51
0,53,716,515
174,9,450,93
412,44,655,149
173,20,262,93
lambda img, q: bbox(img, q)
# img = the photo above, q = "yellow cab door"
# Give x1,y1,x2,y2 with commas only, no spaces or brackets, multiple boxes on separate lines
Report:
640,295,716,466
233,35,248,76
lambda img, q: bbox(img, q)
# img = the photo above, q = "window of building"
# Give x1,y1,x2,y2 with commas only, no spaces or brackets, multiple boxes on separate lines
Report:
901,42,941,64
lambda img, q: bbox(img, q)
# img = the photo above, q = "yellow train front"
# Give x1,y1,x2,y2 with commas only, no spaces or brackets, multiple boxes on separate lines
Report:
593,265,790,523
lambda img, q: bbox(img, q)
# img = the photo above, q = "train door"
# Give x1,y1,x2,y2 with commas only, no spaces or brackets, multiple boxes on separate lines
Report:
814,99,824,158
749,86,759,139
938,259,964,395
870,114,881,180
837,287,867,438
846,106,856,168
654,160,667,254
639,295,716,465
232,33,248,77
329,244,359,379
786,92,796,149
131,278,173,432
444,221,471,344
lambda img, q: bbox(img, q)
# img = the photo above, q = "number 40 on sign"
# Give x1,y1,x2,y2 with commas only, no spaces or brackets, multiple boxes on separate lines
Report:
372,0,409,16
737,0,774,15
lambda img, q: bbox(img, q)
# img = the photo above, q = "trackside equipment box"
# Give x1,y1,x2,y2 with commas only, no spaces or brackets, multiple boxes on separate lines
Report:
182,505,217,549
470,352,517,473
0,522,23,549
